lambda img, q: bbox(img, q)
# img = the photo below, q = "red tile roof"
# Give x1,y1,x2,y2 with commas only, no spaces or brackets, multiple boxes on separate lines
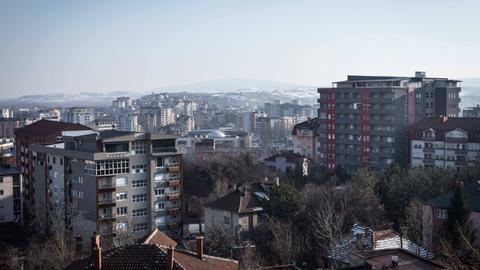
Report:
14,119,91,138
143,228,179,248
143,229,239,270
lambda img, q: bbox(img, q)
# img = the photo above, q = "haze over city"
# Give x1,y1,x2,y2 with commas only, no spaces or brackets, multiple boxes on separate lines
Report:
2,2,480,270
1,0,480,98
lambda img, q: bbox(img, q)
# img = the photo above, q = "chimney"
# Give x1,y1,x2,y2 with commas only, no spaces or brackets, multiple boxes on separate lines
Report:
232,183,237,190
442,116,448,123
167,246,174,270
90,233,100,257
391,255,399,267
90,233,102,270
275,177,280,186
196,236,204,259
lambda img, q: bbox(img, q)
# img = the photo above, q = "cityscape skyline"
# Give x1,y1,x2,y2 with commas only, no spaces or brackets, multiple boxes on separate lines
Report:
2,0,480,98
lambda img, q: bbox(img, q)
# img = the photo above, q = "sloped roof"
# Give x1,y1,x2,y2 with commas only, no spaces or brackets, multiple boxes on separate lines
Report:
204,189,263,214
291,118,318,135
142,229,238,270
428,182,480,212
14,119,91,138
142,228,178,248
172,249,238,270
65,244,184,270
411,117,480,142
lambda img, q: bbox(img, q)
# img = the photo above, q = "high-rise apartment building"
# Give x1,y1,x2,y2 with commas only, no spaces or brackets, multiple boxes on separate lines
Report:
64,107,95,125
0,118,19,139
30,130,183,246
14,120,92,219
317,72,461,174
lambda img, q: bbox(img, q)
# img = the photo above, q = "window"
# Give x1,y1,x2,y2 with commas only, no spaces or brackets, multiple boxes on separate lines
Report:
132,179,147,188
60,158,63,165
85,160,96,175
223,216,231,225
53,157,56,164
116,177,128,187
96,159,129,175
116,222,127,231
0,190,3,196
155,202,165,210
436,208,448,220
116,192,127,201
0,177,3,183
132,141,145,154
117,207,127,216
132,164,147,174
132,208,147,217
132,194,147,203
155,188,165,196
134,223,148,232
0,203,3,208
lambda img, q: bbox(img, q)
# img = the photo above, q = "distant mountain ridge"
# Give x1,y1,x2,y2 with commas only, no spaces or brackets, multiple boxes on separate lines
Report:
158,78,316,92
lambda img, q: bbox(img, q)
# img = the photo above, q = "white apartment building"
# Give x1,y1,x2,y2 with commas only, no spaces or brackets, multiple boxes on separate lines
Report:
411,117,480,170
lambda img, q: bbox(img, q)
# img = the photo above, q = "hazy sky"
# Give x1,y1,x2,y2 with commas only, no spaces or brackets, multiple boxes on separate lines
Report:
1,0,479,98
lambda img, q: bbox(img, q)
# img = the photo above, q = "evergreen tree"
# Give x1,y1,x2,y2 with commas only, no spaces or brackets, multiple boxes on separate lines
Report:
263,183,302,221
446,181,476,249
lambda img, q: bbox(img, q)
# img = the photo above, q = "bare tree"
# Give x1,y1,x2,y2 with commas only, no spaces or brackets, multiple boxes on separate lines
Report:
404,197,424,254
239,245,260,270
265,217,296,265
204,224,236,258
439,225,480,269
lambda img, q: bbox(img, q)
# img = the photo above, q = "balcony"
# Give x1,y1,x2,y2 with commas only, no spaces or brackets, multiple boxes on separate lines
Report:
423,158,435,164
167,207,181,215
168,193,180,201
98,178,116,191
423,147,435,153
168,179,181,187
106,152,130,158
455,149,467,155
98,197,116,206
423,136,435,141
99,213,115,220
152,147,177,154
166,166,180,173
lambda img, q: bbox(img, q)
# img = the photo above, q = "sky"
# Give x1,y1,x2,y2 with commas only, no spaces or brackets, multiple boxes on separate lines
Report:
1,0,479,98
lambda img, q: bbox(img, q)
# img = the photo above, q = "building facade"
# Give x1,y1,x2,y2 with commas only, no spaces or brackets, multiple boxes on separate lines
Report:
0,118,19,139
30,130,183,246
291,118,318,158
64,107,95,125
463,105,480,118
14,120,92,219
317,72,461,174
410,117,480,170
0,167,23,224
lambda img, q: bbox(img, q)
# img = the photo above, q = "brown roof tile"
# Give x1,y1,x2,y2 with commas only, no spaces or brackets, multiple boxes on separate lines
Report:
143,228,178,248
14,119,91,138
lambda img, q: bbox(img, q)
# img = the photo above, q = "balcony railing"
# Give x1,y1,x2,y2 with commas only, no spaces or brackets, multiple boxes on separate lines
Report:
152,147,177,154
423,147,435,153
455,149,468,155
168,193,180,201
98,197,116,205
166,166,180,173
106,152,130,158
98,181,116,189
168,179,181,187
423,136,435,141
423,158,435,164
99,213,115,220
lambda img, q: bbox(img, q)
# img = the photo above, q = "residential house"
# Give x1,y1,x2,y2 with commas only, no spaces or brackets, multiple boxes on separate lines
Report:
422,181,480,249
291,118,318,159
263,151,308,175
